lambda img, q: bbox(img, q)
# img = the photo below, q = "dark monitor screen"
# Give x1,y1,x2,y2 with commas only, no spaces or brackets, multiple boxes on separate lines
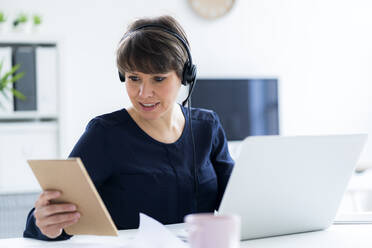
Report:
191,78,279,141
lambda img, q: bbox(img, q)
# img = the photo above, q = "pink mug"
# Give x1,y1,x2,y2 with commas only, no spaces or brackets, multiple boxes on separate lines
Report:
184,213,241,248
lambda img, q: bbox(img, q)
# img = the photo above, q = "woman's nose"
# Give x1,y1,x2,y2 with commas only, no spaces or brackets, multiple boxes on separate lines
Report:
138,82,154,98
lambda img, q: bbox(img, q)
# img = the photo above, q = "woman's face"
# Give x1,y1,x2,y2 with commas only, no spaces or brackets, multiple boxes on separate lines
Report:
125,70,182,121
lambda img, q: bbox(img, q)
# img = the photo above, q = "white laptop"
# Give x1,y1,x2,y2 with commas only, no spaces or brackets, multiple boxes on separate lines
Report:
219,134,367,240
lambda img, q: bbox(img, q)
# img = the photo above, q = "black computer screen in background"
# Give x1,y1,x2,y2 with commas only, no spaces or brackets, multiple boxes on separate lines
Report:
191,78,279,141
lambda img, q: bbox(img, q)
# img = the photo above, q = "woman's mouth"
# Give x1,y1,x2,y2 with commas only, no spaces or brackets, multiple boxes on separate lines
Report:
139,102,160,111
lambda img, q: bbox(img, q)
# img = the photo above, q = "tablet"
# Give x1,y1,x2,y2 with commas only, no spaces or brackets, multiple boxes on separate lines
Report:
28,158,118,236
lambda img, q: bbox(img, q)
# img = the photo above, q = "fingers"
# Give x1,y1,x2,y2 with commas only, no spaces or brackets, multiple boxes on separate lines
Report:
40,219,79,239
35,191,61,208
39,227,63,239
37,212,81,227
35,211,81,239
34,203,77,219
33,190,81,238
51,218,79,231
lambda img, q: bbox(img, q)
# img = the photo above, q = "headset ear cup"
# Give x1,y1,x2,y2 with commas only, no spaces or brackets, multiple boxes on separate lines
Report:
118,71,126,82
182,62,190,86
189,64,197,82
182,61,197,86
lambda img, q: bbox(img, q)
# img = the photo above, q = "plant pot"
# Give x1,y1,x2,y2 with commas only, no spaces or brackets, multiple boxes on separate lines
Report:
0,23,8,33
13,23,31,33
31,25,42,34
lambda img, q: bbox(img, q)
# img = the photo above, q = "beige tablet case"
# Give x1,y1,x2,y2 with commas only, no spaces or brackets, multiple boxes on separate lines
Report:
28,158,118,236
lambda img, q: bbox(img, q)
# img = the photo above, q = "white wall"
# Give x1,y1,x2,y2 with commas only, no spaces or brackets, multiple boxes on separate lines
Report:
2,0,372,162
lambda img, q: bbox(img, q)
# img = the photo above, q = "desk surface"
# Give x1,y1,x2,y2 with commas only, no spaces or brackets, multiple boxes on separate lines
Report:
1,224,372,248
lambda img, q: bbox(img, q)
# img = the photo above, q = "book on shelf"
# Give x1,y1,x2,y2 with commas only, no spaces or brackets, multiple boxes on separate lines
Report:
13,46,37,111
36,46,58,116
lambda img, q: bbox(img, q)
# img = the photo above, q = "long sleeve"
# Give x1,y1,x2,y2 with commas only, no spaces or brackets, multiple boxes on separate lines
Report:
23,118,112,240
210,111,235,210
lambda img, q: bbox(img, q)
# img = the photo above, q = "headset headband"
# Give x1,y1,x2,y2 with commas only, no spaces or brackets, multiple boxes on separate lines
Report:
120,24,193,66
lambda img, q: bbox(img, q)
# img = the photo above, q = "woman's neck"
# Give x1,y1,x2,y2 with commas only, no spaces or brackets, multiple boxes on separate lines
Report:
127,103,185,143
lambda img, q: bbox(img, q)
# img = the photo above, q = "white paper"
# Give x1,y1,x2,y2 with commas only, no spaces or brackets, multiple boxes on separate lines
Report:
4,214,187,248
25,245,124,248
124,213,188,248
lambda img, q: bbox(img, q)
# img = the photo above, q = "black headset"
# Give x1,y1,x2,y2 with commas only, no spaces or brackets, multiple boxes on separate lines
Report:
117,23,200,212
118,24,197,106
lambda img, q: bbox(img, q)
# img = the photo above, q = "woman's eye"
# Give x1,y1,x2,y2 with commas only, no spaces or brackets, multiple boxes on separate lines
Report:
128,76,140,82
154,77,166,82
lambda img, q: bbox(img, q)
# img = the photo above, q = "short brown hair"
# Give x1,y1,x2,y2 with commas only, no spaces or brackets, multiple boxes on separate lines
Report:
116,15,190,80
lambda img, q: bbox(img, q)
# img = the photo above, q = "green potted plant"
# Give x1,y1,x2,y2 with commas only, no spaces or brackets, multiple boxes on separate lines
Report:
0,11,7,32
13,13,28,32
33,14,42,25
32,14,42,32
0,60,26,110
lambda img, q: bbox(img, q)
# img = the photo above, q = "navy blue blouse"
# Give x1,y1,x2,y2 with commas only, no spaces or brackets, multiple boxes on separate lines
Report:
23,106,234,241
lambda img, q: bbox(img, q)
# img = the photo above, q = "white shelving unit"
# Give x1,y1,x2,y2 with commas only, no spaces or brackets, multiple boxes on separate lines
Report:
0,35,60,194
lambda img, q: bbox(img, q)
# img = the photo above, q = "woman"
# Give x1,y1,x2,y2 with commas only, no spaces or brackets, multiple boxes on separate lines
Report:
23,15,234,241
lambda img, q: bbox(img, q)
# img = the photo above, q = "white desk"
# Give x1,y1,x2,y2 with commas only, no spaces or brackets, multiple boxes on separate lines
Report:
1,224,372,248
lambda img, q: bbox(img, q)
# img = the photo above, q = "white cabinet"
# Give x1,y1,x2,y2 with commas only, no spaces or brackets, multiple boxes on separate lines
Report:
0,123,58,192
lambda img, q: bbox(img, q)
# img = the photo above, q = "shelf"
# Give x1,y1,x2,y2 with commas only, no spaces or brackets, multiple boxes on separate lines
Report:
0,189,41,195
0,121,58,129
0,34,59,45
0,112,58,121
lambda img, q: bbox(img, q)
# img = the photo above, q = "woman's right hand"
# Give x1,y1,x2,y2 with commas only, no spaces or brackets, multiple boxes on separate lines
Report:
33,190,81,239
